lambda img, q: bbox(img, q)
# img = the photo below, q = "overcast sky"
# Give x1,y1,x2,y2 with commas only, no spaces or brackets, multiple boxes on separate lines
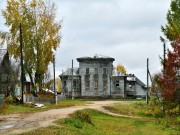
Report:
0,0,171,83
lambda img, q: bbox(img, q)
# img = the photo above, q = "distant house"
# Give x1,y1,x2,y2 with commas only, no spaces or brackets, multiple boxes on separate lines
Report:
60,68,81,97
0,49,10,105
59,54,146,98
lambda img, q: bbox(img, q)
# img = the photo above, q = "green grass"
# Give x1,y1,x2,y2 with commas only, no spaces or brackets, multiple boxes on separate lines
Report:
104,102,180,134
0,99,85,115
104,102,179,117
20,108,180,135
78,98,145,102
109,98,146,102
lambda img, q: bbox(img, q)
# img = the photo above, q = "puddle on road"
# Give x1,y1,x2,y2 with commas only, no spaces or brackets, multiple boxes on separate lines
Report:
0,124,14,130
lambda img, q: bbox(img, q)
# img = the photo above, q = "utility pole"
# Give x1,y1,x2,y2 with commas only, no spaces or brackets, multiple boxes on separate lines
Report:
146,58,149,104
20,23,24,104
62,70,64,95
53,55,57,104
71,59,74,100
162,43,166,113
163,43,166,73
163,43,166,76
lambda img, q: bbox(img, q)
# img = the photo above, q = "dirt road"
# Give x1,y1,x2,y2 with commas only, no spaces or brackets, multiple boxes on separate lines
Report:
0,101,133,135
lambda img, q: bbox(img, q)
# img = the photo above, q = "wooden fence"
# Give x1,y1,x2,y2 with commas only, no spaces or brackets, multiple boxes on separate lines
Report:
27,95,66,103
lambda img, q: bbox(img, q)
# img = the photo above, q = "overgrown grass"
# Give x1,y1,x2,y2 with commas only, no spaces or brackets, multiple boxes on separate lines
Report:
109,98,146,102
104,102,179,117
0,100,85,115
78,98,145,102
21,109,179,135
104,102,180,134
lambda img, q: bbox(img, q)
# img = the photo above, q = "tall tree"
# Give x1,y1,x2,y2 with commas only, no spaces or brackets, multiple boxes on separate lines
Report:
161,0,180,41
0,0,61,90
159,0,180,102
160,37,180,101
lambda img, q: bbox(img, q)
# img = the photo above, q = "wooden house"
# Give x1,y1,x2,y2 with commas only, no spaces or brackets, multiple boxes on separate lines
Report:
60,54,146,98
0,49,10,106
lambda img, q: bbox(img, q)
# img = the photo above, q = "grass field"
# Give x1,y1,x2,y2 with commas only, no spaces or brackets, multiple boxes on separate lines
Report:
20,102,180,135
0,98,143,115
0,99,85,115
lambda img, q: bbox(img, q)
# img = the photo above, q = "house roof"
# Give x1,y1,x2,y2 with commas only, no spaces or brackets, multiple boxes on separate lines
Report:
77,54,115,62
0,49,7,64
135,77,146,87
59,67,80,76
112,68,146,87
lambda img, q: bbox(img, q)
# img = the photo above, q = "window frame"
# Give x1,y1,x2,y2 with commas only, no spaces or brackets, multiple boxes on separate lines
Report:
85,80,90,90
86,68,89,74
102,67,107,74
94,81,98,89
103,80,107,90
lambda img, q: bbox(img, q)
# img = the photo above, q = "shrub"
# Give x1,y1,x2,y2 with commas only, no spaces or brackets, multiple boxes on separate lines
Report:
166,106,180,115
64,118,83,129
72,110,92,124
4,96,14,104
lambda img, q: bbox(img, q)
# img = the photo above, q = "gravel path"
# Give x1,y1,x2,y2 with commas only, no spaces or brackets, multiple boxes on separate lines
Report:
0,101,135,135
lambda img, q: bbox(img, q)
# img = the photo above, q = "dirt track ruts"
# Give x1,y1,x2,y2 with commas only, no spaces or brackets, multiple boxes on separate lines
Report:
0,101,136,135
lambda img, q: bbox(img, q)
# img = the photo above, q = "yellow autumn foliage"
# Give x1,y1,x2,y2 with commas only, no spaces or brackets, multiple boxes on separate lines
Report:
116,64,127,75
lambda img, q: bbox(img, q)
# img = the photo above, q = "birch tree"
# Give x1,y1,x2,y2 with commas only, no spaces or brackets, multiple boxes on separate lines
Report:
0,0,61,90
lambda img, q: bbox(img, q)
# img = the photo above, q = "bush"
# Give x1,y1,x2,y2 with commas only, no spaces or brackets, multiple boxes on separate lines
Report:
4,96,14,104
165,106,180,115
64,118,83,129
72,110,92,124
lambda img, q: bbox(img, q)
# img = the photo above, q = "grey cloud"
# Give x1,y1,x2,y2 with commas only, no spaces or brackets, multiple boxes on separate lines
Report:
0,0,171,83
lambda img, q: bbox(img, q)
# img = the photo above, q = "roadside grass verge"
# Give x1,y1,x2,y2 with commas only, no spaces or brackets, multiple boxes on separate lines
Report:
78,98,145,102
0,100,85,115
104,102,180,134
104,102,179,117
20,109,179,135
108,98,146,102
